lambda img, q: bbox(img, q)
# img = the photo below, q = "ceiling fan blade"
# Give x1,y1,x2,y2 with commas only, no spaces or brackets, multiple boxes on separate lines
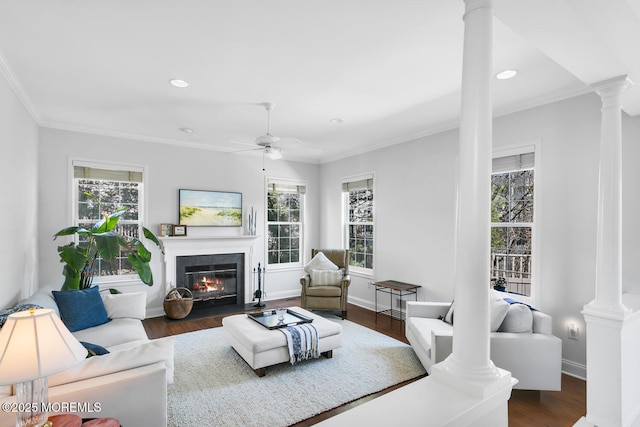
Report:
229,139,258,147
273,136,300,146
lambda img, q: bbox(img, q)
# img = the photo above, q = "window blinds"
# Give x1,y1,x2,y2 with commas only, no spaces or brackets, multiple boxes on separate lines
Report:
492,152,535,174
268,181,306,194
74,166,143,183
341,178,373,192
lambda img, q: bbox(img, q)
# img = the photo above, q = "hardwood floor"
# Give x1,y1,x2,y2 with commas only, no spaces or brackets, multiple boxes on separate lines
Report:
143,298,586,426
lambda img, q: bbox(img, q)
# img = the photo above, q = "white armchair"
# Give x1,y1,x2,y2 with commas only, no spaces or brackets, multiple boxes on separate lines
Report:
405,295,562,391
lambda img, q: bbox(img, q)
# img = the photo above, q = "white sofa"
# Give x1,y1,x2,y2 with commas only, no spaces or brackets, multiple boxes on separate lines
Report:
0,286,174,426
405,291,562,391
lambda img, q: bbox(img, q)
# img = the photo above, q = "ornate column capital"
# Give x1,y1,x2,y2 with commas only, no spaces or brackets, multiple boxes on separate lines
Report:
592,75,633,108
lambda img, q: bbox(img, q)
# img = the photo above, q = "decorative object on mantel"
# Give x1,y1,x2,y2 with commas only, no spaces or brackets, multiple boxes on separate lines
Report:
159,223,173,237
53,192,163,291
163,287,194,319
172,224,187,236
247,207,257,236
252,262,266,307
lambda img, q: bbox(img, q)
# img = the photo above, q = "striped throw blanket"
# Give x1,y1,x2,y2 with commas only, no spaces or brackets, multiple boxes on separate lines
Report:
280,323,320,364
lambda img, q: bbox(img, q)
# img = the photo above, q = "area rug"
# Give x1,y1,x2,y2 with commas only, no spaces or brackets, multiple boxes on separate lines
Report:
167,316,426,427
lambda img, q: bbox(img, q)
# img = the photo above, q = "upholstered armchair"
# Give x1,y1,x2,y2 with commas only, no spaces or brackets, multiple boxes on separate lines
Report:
300,249,351,319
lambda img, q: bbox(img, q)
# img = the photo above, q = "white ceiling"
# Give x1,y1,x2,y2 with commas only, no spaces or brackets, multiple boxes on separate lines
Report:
1,0,639,163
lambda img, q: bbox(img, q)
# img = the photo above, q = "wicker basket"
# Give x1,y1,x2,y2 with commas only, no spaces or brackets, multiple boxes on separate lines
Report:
163,287,194,319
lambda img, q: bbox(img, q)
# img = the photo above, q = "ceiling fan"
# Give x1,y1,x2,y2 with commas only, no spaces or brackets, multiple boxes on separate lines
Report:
230,102,307,160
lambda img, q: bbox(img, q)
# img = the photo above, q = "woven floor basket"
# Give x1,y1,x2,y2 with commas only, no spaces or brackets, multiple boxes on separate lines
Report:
163,287,194,319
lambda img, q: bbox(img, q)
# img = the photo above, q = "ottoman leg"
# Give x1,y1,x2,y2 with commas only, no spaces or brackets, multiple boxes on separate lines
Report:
321,350,333,359
254,367,266,377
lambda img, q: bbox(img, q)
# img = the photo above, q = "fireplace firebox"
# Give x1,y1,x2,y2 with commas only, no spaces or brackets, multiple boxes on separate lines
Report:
175,253,244,307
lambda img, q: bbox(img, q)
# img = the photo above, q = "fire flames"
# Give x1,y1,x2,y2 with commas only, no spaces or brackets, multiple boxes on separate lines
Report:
193,276,224,292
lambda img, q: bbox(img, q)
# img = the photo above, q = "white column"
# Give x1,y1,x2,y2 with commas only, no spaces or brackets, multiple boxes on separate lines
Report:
586,75,632,318
431,0,511,397
578,75,635,427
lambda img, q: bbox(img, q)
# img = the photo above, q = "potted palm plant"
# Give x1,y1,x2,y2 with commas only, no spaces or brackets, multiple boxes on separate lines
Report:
53,192,163,291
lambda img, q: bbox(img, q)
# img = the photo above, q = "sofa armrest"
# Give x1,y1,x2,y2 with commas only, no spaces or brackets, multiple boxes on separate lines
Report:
406,301,450,319
49,336,175,388
532,310,553,334
432,330,454,364
0,363,167,427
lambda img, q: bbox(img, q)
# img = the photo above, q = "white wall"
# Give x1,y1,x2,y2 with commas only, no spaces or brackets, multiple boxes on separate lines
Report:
319,130,459,309
37,128,320,314
0,73,39,307
622,114,640,295
319,92,640,373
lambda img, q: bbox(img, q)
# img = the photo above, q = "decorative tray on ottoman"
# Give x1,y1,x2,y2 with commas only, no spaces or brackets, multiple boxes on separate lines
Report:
248,309,313,330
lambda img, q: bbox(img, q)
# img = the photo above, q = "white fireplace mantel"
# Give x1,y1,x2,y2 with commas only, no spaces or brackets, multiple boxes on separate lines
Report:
159,235,260,302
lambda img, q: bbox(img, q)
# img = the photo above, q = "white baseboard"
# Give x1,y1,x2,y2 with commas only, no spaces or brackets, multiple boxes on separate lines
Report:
146,306,165,318
562,359,587,381
347,295,375,311
262,289,300,302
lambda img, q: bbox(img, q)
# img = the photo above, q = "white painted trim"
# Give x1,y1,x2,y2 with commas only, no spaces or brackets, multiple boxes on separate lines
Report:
562,358,587,381
264,175,308,267
347,295,375,312
491,140,541,307
341,172,376,277
0,49,42,124
159,235,259,302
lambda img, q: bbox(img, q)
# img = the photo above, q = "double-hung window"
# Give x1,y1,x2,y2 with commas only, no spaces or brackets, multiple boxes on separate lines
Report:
73,160,145,282
342,175,374,273
490,150,535,296
267,180,305,266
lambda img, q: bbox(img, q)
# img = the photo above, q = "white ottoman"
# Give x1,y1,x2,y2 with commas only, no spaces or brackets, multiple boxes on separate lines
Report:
222,306,343,377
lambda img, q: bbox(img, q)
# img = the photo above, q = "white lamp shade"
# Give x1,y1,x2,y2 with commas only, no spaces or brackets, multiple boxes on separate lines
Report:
0,308,87,384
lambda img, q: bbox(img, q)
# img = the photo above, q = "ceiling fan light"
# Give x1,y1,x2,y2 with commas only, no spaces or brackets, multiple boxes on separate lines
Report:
268,147,283,160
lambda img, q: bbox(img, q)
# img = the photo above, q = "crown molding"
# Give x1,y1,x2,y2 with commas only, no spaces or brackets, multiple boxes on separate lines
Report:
0,49,43,124
319,87,595,164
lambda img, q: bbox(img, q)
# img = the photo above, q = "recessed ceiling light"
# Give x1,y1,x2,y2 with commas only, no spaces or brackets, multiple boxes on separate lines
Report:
496,70,518,80
169,79,189,88
330,118,344,124
179,127,193,134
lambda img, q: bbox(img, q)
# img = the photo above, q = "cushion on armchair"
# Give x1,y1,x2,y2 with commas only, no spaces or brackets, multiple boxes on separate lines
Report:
309,269,344,286
304,252,339,274
498,303,533,333
490,295,510,331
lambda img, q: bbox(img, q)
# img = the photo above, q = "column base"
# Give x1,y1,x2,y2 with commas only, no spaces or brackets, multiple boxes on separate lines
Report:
582,299,632,321
581,300,640,427
431,355,514,398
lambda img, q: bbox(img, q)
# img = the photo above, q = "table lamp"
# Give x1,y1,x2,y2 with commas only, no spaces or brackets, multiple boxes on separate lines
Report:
0,307,87,427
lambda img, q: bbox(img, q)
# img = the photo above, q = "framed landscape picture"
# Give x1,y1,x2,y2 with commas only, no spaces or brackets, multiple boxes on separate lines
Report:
179,189,242,227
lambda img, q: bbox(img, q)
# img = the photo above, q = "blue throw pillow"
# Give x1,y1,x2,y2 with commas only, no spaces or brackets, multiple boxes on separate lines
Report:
52,287,111,332
80,341,110,357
